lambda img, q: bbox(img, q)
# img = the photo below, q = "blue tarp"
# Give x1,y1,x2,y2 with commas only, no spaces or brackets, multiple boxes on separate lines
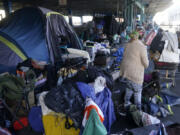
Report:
0,7,49,62
160,93,180,106
28,106,44,133
113,47,124,63
76,82,116,133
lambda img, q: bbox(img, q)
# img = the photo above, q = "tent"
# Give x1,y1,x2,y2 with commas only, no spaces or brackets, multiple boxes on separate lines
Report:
0,7,83,73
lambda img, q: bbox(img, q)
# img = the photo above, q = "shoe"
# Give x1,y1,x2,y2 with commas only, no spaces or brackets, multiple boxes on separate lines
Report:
117,104,128,116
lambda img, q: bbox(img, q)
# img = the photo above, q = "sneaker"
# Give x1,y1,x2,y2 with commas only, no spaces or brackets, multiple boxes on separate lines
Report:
117,104,128,116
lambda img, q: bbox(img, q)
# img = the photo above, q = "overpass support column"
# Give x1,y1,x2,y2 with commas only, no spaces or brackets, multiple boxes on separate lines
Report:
68,9,73,26
124,0,145,31
124,0,134,32
3,0,12,17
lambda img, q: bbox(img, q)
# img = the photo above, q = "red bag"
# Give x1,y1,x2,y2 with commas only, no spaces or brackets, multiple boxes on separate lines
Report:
13,117,28,130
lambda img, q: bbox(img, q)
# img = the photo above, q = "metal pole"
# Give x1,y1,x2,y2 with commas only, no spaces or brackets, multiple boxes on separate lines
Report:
117,0,119,17
68,9,73,26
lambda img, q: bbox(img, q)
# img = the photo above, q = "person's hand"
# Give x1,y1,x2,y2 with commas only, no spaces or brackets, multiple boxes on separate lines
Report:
31,60,46,70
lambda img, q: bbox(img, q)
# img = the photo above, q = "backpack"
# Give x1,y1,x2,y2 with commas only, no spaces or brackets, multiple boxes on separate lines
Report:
44,81,84,128
0,74,25,100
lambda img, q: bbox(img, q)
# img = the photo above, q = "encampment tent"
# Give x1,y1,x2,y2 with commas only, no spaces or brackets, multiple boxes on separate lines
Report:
0,7,83,73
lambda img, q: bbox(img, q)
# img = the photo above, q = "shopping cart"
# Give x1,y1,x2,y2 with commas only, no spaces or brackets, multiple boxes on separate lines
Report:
154,62,179,87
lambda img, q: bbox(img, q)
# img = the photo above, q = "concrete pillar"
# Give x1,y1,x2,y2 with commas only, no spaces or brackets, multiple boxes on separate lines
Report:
68,9,73,26
81,16,83,25
130,3,134,30
124,0,134,32
3,0,12,17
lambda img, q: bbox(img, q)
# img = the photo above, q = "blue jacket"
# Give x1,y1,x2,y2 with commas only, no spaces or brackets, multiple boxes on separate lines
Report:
76,82,116,133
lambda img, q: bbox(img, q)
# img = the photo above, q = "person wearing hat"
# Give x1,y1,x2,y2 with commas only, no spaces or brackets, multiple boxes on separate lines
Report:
94,24,107,42
120,31,149,110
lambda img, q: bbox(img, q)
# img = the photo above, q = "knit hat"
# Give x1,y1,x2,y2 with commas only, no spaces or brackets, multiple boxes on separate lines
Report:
130,31,139,40
97,24,103,30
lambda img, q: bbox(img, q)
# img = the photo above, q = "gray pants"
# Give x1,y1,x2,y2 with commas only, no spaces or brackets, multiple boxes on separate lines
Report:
121,78,142,109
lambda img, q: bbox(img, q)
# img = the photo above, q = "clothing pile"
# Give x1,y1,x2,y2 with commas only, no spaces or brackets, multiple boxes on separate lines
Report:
112,47,124,70
85,41,110,62
0,55,116,135
35,65,116,134
142,71,180,118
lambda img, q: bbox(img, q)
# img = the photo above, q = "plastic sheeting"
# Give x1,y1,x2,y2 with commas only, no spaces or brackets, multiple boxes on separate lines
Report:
160,93,180,106
159,32,179,63
161,32,179,53
113,47,124,63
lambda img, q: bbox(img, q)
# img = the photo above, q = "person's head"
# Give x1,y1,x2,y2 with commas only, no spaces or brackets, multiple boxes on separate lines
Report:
96,24,103,34
136,26,145,40
130,31,139,41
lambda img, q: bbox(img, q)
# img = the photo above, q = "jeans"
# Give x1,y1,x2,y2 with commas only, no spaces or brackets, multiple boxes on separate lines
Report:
120,78,142,109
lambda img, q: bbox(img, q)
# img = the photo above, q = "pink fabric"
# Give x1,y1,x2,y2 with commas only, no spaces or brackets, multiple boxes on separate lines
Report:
145,30,157,46
144,74,152,82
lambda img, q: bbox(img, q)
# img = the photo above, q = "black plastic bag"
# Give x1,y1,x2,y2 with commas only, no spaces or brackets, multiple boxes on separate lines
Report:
87,66,114,90
44,81,84,129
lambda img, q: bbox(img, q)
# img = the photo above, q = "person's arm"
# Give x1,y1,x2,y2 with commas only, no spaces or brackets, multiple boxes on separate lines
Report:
141,46,149,68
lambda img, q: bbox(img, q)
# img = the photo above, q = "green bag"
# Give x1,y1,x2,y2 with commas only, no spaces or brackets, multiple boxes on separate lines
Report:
0,74,25,100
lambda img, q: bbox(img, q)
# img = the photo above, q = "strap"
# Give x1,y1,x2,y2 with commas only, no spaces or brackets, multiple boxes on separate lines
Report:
46,12,64,17
65,116,75,129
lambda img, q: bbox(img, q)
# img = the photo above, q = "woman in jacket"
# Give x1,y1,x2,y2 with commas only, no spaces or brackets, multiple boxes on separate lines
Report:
120,31,149,110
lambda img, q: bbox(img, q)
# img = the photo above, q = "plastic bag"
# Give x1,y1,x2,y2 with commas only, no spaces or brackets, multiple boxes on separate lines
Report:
142,112,160,126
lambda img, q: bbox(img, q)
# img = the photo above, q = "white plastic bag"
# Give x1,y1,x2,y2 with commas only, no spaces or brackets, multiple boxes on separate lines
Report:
94,76,106,94
159,40,179,63
142,112,160,126
159,49,179,63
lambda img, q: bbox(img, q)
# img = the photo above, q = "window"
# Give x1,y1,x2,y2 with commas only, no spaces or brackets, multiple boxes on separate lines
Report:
136,15,141,21
64,16,69,23
72,16,82,26
115,17,124,23
0,10,5,21
82,16,93,23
